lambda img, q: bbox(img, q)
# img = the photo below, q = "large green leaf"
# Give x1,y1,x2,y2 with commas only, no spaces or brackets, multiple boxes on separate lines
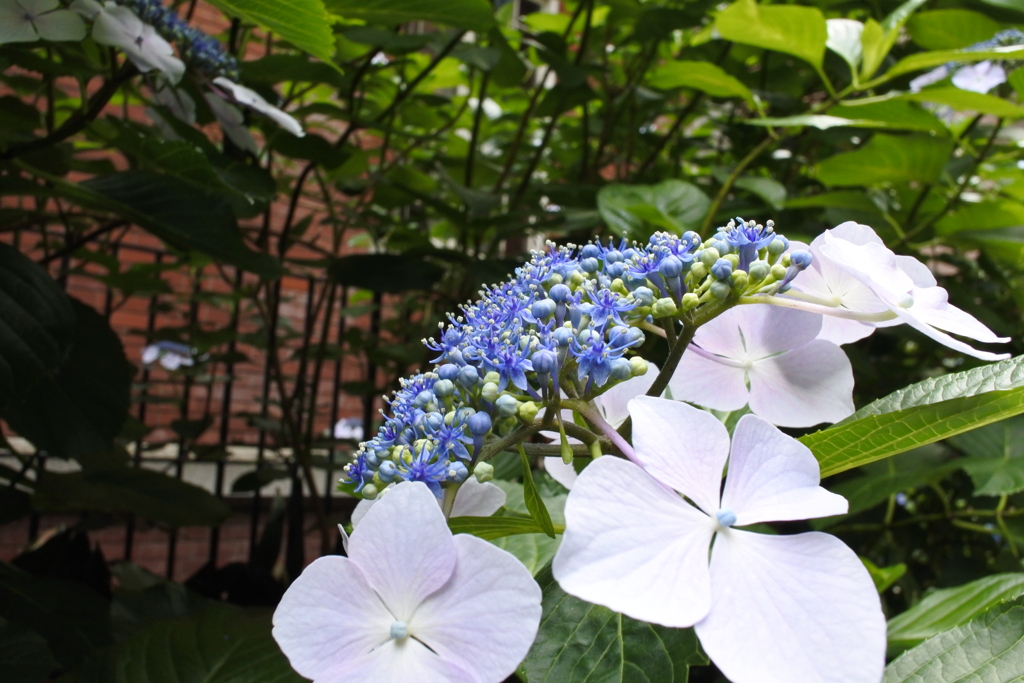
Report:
523,564,707,683
325,0,494,31
109,606,303,683
860,0,930,80
447,515,564,541
1,299,132,467
597,180,710,238
715,0,827,69
949,415,1024,496
827,100,947,134
205,0,335,64
647,61,753,105
887,574,1024,654
907,10,1002,50
801,386,1024,478
882,46,1024,82
849,355,1024,421
885,597,1024,681
0,562,112,669
490,480,566,575
816,134,953,187
902,88,1024,119
33,467,232,527
0,243,75,411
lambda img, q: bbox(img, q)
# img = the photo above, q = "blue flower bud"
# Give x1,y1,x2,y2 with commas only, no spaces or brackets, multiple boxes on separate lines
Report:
658,256,684,278
606,262,625,279
414,390,434,407
532,349,557,374
433,379,455,397
711,258,733,281
710,280,732,299
424,412,444,430
549,283,572,302
437,364,460,381
378,460,399,482
553,327,575,346
716,508,737,528
455,406,477,422
457,365,480,386
468,411,492,436
790,250,813,269
605,250,624,263
496,394,519,417
609,358,633,381
532,298,557,319
581,244,601,260
632,286,655,307
581,257,600,273
448,460,469,482
365,451,380,468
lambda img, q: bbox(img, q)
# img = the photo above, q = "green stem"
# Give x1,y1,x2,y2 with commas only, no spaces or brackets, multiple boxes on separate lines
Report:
699,136,776,235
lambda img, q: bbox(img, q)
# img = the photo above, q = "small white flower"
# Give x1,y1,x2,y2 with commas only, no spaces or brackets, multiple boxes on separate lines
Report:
951,60,1007,94
0,0,85,45
333,417,364,441
552,397,886,683
669,305,854,427
203,92,258,154
86,3,184,83
213,77,304,137
274,482,541,683
818,228,1010,360
908,65,949,92
141,341,195,371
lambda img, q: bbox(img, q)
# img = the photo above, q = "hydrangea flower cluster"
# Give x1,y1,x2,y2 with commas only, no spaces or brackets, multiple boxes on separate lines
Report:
112,0,239,78
341,221,812,500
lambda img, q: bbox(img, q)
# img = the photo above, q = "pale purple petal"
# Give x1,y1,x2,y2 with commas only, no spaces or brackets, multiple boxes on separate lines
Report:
33,9,85,41
317,638,474,683
896,306,1011,361
696,530,885,683
272,556,394,681
347,482,457,621
816,315,875,345
721,415,847,525
895,255,936,287
594,362,659,427
204,93,259,154
697,305,821,359
629,396,729,514
553,456,715,627
350,497,374,529
669,347,750,412
747,340,855,428
450,478,506,517
543,456,578,490
414,535,542,682
0,7,39,43
92,7,184,83
214,77,304,137
907,286,1008,344
909,65,949,92
952,61,1006,94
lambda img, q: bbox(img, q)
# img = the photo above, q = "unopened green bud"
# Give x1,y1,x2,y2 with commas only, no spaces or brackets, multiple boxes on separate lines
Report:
589,439,603,459
781,253,792,267
362,483,379,500
748,260,770,283
569,271,586,287
770,263,788,281
518,400,539,422
483,371,500,385
731,271,748,291
496,393,519,417
610,279,628,295
652,297,678,318
700,248,720,267
547,273,563,286
473,462,494,483
444,410,456,425
689,262,708,282
630,356,649,377
710,280,732,299
767,237,786,257
481,382,499,402
682,292,700,311
724,253,739,268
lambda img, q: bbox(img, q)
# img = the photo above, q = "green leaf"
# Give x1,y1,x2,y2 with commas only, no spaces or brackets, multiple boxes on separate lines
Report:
883,46,1024,82
826,18,864,74
902,88,1024,119
0,619,57,683
715,0,827,69
827,100,947,134
949,415,1024,496
325,0,494,31
205,0,335,64
520,445,556,538
848,355,1024,421
860,0,936,80
523,564,707,683
33,467,232,527
745,115,902,130
0,242,75,411
816,134,953,187
862,557,907,593
908,10,1002,50
647,61,754,105
329,253,445,293
447,515,564,541
1,299,132,468
597,180,710,238
888,574,1024,653
733,177,786,211
488,480,565,575
801,386,1024,478
19,164,282,279
108,605,303,683
0,562,112,669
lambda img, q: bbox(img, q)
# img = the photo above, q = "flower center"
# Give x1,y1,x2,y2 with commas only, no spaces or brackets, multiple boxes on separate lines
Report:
389,621,408,640
898,294,914,308
715,509,737,528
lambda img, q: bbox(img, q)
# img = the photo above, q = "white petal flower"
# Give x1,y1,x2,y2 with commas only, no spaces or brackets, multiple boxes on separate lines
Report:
951,60,1007,94
0,0,85,45
213,76,304,137
669,305,854,427
333,417,364,441
552,397,885,683
274,482,540,683
141,341,194,371
543,367,660,489
91,4,184,83
203,92,259,154
818,229,1010,360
